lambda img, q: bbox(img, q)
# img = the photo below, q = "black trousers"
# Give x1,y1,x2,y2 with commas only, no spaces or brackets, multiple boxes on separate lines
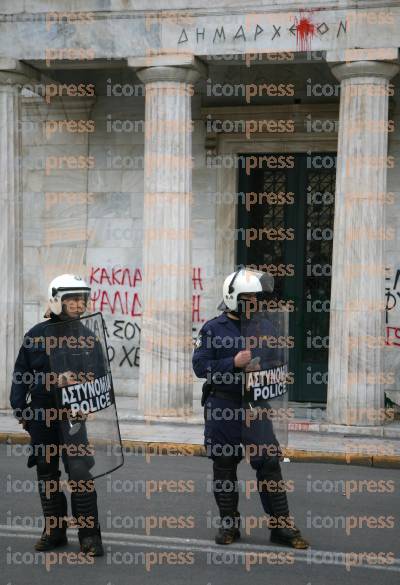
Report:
26,409,99,538
204,396,291,529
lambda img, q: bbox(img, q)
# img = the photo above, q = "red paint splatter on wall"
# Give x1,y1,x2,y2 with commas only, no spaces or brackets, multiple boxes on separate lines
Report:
295,13,315,52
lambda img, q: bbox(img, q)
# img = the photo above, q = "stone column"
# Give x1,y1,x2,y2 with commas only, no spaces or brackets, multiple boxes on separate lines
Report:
136,64,202,418
327,61,399,426
0,64,30,409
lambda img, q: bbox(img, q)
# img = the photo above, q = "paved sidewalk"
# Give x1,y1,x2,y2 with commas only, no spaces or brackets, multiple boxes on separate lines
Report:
1,410,400,468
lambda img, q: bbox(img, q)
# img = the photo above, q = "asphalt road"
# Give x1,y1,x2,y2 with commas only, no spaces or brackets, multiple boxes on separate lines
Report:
1,443,400,585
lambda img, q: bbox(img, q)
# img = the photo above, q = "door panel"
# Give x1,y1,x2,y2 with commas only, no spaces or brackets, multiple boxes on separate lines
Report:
237,153,336,402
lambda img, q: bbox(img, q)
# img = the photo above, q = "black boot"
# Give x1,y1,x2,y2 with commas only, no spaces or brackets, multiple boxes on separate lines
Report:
270,525,308,549
213,456,241,545
35,458,68,551
256,459,309,549
215,512,241,545
35,527,68,551
71,483,104,556
79,525,104,556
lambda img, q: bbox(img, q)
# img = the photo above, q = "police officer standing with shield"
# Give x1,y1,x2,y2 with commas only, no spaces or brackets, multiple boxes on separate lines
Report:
10,274,123,555
193,268,308,548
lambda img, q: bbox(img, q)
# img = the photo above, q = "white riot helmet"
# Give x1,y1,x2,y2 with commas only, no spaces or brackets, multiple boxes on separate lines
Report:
47,274,91,316
218,268,274,312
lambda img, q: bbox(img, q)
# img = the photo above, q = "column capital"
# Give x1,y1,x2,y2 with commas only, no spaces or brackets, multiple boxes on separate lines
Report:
0,58,40,86
330,60,400,82
136,60,206,85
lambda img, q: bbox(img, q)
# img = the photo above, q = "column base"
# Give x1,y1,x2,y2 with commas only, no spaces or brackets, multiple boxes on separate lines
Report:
141,414,196,424
319,422,394,437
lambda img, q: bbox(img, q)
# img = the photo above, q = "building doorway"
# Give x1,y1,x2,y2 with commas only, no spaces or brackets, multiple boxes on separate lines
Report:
237,153,336,402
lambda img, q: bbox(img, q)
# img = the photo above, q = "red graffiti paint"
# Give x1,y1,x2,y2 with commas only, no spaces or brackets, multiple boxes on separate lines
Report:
89,264,205,323
295,14,315,51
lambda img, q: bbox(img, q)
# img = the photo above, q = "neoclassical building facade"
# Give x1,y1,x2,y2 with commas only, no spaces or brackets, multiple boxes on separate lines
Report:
1,0,400,434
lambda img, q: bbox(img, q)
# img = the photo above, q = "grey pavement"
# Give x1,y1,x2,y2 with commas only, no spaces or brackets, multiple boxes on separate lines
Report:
1,444,400,584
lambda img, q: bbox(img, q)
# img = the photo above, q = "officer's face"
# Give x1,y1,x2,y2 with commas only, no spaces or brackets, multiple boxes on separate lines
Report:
62,295,87,318
240,293,257,306
238,293,257,317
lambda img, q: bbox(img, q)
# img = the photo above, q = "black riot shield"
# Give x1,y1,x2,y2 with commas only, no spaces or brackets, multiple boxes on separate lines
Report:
44,312,124,481
241,305,290,462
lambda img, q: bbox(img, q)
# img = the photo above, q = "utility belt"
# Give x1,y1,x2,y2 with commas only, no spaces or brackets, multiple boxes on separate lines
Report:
201,382,242,406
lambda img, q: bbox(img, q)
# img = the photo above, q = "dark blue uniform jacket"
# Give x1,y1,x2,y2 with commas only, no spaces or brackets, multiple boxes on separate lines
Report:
10,314,63,418
192,313,246,396
10,313,105,420
192,312,282,397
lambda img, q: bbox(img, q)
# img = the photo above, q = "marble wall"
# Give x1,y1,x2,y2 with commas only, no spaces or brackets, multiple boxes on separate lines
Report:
21,68,218,409
384,74,400,398
20,61,400,410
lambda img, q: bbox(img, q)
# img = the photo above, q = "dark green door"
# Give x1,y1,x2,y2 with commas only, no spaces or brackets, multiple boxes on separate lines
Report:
237,153,336,403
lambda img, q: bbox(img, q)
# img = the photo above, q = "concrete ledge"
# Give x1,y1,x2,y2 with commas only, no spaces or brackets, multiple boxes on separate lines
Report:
1,433,400,468
0,432,30,444
372,455,400,469
123,440,205,458
293,421,400,439
285,448,372,466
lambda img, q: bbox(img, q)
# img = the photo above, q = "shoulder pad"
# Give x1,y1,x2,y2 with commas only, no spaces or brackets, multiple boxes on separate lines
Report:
193,316,218,348
25,320,50,338
202,315,220,327
199,316,220,334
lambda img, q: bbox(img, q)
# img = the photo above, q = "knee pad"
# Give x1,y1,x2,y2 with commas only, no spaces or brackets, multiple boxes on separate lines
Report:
35,456,67,519
36,455,60,479
213,455,242,488
255,456,282,479
212,455,241,518
212,454,242,469
71,487,98,534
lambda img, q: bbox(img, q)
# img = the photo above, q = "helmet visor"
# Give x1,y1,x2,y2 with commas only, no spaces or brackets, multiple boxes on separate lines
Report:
60,291,91,315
